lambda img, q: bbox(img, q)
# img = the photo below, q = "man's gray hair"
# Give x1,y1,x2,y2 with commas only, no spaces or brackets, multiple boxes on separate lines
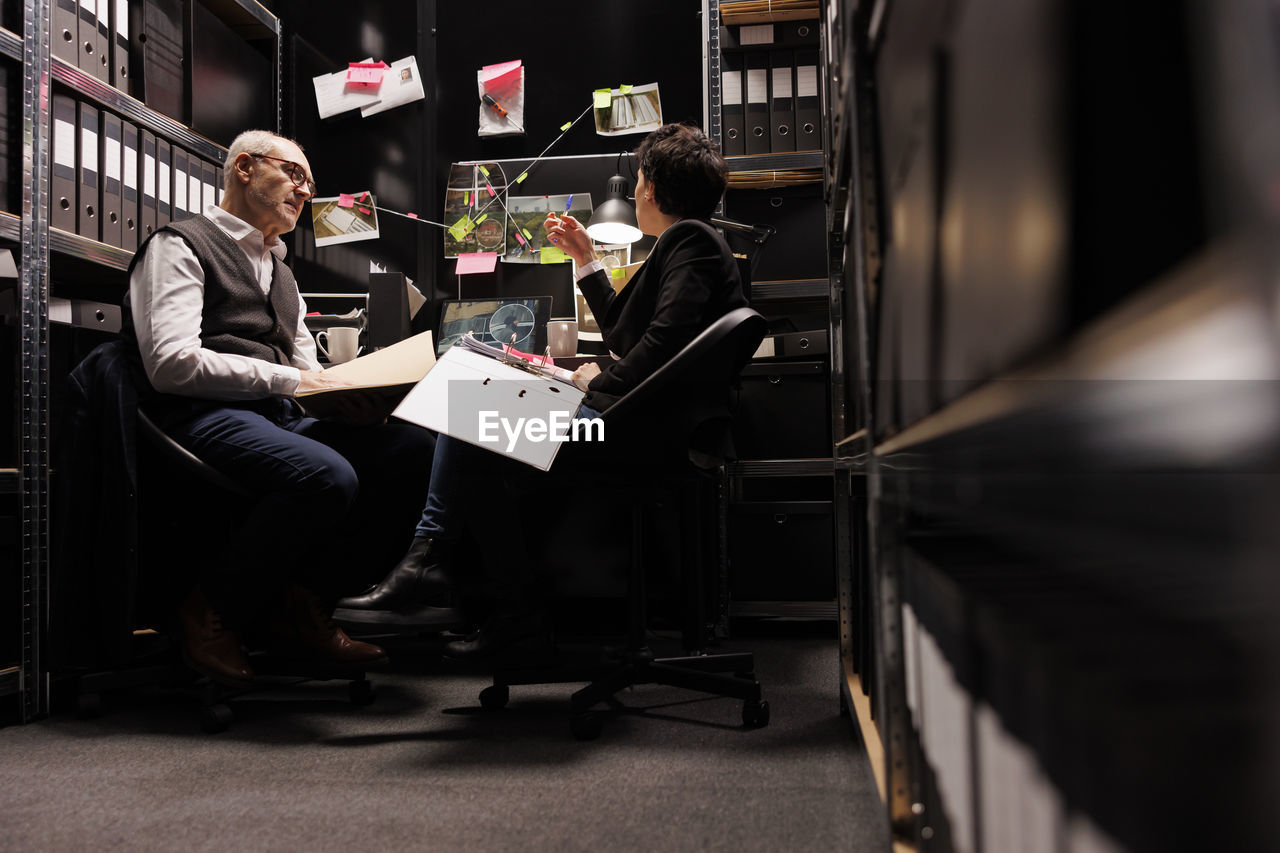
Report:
224,130,302,189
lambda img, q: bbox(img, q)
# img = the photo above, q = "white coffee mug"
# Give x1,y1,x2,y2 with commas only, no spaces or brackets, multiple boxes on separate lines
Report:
316,326,362,364
547,318,578,358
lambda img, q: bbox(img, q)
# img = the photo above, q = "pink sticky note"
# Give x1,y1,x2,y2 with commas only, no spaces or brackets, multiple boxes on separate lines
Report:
337,193,356,208
514,231,526,246
358,206,371,215
361,190,371,201
456,252,498,275
485,183,496,197
346,62,387,88
481,59,522,92
407,212,418,219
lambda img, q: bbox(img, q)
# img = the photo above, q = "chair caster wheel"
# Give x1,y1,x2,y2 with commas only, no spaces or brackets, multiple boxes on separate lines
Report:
76,692,103,719
743,699,770,728
479,684,509,711
349,678,377,706
570,711,602,741
200,703,233,734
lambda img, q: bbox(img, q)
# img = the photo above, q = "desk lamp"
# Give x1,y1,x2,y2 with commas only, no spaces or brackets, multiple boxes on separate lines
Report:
586,174,643,244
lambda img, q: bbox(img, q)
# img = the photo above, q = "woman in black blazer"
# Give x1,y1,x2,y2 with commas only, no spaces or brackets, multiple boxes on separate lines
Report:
336,124,745,655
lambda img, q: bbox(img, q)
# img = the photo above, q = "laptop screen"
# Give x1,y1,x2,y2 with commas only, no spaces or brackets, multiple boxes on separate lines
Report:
436,296,553,356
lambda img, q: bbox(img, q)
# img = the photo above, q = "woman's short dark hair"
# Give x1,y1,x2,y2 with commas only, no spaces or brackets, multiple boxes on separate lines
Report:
635,123,727,220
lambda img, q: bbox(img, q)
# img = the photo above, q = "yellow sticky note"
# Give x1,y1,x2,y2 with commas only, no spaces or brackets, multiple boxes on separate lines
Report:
475,213,488,225
478,165,490,177
449,215,474,242
540,246,567,264
611,267,625,278
619,83,633,95
522,228,533,241
559,121,572,132
516,172,528,183
593,88,611,109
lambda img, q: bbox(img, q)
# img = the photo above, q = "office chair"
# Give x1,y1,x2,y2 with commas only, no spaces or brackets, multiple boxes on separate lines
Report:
61,342,377,733
476,306,772,740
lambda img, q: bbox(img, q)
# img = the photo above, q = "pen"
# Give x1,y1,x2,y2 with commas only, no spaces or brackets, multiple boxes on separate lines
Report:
564,195,573,214
482,93,508,118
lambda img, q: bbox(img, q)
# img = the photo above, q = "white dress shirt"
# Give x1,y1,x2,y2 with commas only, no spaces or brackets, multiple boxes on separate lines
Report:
129,205,320,400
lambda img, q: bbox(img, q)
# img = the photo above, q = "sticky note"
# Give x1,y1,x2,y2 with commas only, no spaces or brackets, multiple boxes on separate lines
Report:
475,213,488,225
619,84,633,94
593,88,612,109
361,191,370,201
515,231,526,246
457,252,498,275
522,228,533,241
407,212,418,219
516,172,528,183
358,206,371,215
449,215,475,242
346,62,387,88
611,268,625,278
464,191,470,206
485,183,496,197
479,165,490,177
560,121,572,132
337,193,355,208
540,246,567,264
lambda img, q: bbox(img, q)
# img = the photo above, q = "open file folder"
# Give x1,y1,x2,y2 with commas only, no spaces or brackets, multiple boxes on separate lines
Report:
393,344,586,471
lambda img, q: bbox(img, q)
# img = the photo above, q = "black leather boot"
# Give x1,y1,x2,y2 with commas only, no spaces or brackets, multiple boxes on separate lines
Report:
332,537,462,630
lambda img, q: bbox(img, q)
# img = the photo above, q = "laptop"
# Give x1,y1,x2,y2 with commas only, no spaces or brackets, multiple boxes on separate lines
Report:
436,296,553,356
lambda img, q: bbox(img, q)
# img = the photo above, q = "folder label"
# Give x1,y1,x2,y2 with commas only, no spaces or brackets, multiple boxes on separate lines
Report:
54,119,76,172
796,65,817,98
124,140,137,190
747,69,768,104
157,158,169,204
144,152,156,197
724,70,742,109
80,125,97,178
739,24,774,45
188,173,200,213
772,67,793,100
103,132,121,182
174,165,186,211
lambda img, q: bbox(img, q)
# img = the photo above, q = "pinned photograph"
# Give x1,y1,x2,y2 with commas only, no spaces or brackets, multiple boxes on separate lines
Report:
443,162,508,258
312,192,380,247
593,82,663,137
503,194,594,264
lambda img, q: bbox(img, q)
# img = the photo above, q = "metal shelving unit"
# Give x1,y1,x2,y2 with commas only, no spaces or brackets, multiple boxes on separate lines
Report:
6,0,280,725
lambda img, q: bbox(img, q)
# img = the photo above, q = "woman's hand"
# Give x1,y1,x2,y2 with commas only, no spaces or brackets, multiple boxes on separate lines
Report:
543,213,595,267
570,361,601,392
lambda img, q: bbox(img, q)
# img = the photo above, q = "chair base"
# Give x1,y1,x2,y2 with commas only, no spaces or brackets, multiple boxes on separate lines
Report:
486,647,768,739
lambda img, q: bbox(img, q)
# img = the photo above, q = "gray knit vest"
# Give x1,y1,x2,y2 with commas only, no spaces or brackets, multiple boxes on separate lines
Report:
122,215,299,369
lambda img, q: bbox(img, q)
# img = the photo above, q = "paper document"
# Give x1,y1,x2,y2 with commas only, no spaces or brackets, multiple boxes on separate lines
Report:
297,330,437,416
361,56,425,118
313,57,383,119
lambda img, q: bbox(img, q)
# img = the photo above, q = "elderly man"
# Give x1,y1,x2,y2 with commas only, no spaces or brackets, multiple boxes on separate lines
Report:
122,129,434,686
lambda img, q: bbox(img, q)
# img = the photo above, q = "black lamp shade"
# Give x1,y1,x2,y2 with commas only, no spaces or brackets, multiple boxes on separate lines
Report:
587,174,643,244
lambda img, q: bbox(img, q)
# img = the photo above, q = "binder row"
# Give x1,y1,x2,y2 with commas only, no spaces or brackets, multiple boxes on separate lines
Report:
720,22,821,156
53,0,132,93
51,93,224,251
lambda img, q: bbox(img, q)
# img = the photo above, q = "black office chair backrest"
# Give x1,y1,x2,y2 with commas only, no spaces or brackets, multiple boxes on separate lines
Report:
604,306,768,425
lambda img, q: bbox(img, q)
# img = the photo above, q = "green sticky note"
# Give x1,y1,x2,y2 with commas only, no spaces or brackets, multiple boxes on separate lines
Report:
611,267,625,279
516,172,528,184
475,213,488,225
619,83,633,95
559,121,572,132
522,228,534,241
540,246,567,264
448,215,474,242
478,165,490,177
593,88,612,109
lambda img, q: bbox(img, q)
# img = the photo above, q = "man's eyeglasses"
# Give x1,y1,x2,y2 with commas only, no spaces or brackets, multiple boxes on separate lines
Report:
248,153,317,197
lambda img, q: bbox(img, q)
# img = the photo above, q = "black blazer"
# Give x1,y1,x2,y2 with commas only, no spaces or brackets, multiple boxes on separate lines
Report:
578,217,748,413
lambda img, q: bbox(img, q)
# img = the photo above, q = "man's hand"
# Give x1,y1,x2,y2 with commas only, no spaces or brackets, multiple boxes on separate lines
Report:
543,213,595,267
296,369,355,394
571,361,601,392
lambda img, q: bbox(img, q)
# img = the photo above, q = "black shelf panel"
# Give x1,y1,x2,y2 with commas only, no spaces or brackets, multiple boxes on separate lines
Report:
50,226,132,270
0,26,19,62
729,459,834,477
0,469,18,494
52,58,227,163
727,151,826,172
0,666,18,697
752,278,829,301
201,0,280,37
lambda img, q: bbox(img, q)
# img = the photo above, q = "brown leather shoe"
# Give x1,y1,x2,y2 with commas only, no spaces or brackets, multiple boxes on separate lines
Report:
270,585,389,667
178,587,254,687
